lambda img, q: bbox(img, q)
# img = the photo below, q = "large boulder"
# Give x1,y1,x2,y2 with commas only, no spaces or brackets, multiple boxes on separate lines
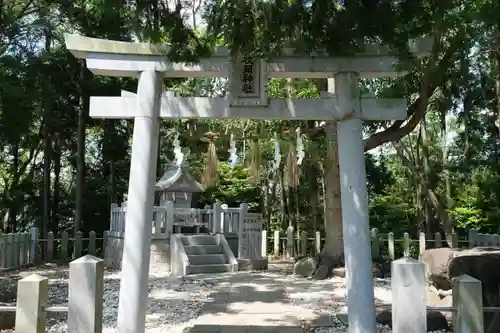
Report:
419,247,455,290
312,254,340,280
331,264,384,278
375,309,449,332
448,249,500,333
238,257,269,271
293,257,317,277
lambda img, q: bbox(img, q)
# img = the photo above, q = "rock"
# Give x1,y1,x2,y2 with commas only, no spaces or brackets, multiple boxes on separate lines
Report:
420,247,455,290
330,264,382,279
437,295,453,322
426,287,453,322
0,303,15,329
293,257,317,277
372,263,384,278
331,267,346,278
376,309,449,332
251,257,268,271
238,258,253,271
426,311,449,332
238,258,268,271
426,289,441,306
312,254,339,279
294,256,308,263
381,261,391,277
376,309,391,327
448,251,500,332
312,265,330,279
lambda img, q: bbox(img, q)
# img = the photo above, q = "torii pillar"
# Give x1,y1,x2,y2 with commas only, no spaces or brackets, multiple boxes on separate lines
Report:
115,70,162,331
64,33,431,333
333,72,377,332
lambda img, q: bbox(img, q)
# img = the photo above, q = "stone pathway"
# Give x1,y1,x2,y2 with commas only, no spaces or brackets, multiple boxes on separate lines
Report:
186,264,338,333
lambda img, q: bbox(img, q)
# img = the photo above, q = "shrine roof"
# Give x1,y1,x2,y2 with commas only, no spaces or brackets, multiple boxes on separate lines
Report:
155,163,204,193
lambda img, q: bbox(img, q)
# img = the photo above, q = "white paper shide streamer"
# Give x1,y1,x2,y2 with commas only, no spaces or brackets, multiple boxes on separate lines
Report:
173,132,184,166
273,132,281,170
296,127,305,165
228,134,238,168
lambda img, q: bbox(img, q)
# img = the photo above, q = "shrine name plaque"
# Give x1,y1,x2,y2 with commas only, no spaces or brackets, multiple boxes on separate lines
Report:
228,55,269,107
239,213,263,259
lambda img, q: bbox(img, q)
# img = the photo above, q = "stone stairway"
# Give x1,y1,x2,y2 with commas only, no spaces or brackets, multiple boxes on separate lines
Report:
182,234,236,274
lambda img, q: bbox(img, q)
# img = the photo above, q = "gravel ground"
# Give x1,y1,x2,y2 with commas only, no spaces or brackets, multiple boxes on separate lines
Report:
0,263,213,333
284,274,451,333
1,262,452,333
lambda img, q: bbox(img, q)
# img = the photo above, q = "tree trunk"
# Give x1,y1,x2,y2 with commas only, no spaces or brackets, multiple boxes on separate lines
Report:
306,121,319,234
495,28,500,140
109,157,117,204
440,113,453,233
103,120,117,204
420,118,435,236
394,141,451,241
52,134,61,232
307,161,319,234
75,61,87,234
320,121,344,263
8,142,20,232
279,169,287,228
42,30,52,246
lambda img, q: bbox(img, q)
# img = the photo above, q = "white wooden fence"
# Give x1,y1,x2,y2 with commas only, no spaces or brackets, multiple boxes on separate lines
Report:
0,255,104,333
262,227,500,260
0,228,107,270
0,229,34,270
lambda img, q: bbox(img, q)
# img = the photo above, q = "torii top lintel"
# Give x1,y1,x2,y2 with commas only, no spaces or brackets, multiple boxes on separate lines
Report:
64,34,432,79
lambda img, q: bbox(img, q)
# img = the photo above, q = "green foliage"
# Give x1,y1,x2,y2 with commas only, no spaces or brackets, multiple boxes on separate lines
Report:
198,162,261,212
1,0,500,248
369,193,417,235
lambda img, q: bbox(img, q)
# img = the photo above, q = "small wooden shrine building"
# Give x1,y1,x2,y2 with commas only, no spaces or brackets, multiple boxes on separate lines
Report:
155,162,204,208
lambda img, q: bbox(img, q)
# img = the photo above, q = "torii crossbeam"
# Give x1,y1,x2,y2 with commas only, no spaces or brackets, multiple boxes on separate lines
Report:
65,34,432,333
91,90,407,120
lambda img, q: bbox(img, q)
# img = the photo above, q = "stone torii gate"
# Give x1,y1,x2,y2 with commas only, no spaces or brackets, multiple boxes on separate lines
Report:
65,34,431,333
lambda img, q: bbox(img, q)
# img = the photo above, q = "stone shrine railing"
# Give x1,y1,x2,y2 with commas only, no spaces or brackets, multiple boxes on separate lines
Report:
109,202,249,239
109,201,263,259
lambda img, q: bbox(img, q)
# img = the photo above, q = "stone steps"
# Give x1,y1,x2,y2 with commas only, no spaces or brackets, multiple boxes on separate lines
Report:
184,245,223,255
186,263,234,274
188,254,227,265
180,235,237,275
181,235,218,246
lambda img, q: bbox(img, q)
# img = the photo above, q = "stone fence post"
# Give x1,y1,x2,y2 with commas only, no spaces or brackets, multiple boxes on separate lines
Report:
165,201,174,234
452,274,484,333
391,257,426,333
15,274,48,333
286,226,294,259
68,255,105,333
30,227,38,264
468,229,478,248
213,202,222,234
273,230,280,257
